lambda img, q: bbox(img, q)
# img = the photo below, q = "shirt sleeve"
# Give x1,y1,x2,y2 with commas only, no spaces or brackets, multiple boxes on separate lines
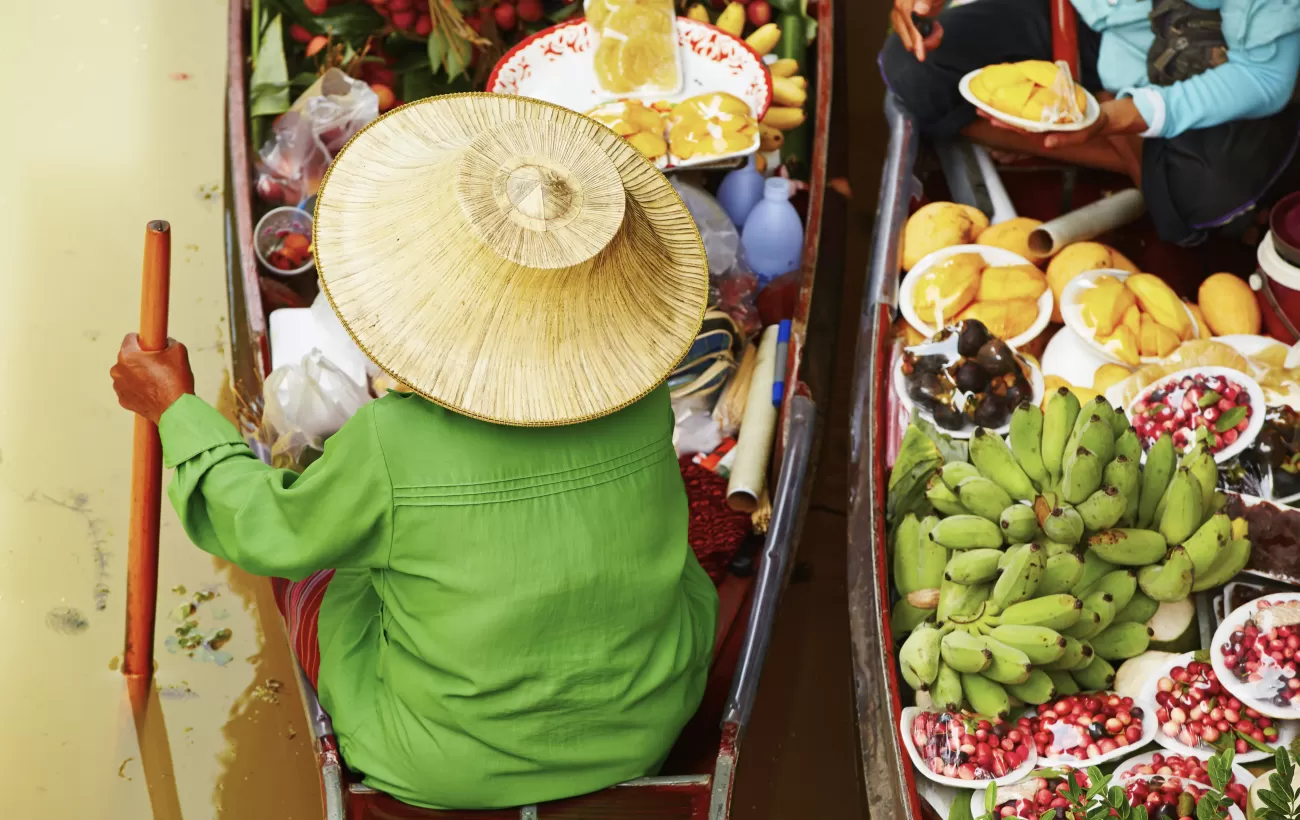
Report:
1120,31,1300,139
159,394,393,580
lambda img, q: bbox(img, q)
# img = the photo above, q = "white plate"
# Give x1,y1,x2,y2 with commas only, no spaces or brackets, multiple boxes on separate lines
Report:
1060,270,1203,367
1040,324,1113,389
1212,592,1300,721
1138,651,1297,763
1126,366,1266,464
1114,749,1256,791
900,244,1054,349
487,17,771,171
958,69,1100,134
892,349,1045,440
1023,692,1157,768
900,707,1039,789
1114,775,1247,819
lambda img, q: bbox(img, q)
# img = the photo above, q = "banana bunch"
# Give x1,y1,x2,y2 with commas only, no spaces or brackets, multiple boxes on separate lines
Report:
890,391,1254,716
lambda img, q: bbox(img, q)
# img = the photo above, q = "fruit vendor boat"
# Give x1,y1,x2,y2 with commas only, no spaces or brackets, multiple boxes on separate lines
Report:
216,0,836,817
849,2,1300,819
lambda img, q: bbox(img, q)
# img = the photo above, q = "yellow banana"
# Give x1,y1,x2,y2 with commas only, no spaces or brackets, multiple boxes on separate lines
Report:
772,77,807,107
686,3,710,23
745,23,782,55
759,123,784,151
716,2,746,36
762,106,806,131
769,58,800,78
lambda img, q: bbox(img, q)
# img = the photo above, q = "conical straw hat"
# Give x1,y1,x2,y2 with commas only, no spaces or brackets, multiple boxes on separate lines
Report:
313,93,709,427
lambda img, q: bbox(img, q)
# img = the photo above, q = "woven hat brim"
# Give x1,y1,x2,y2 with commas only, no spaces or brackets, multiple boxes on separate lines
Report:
313,93,709,427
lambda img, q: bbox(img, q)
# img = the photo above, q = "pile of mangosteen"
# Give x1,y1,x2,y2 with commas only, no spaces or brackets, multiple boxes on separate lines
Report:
900,319,1033,431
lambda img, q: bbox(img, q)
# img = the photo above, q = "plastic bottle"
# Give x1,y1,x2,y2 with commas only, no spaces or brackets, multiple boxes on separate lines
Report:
715,155,766,227
741,177,804,282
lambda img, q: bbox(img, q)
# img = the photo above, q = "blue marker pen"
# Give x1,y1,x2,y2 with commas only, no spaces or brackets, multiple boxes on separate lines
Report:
771,320,791,407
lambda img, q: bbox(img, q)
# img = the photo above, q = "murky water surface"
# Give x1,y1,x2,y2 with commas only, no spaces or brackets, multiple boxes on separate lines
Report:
0,1,322,816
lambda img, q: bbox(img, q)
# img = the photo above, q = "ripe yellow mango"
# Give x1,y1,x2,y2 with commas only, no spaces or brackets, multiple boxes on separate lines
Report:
913,253,984,325
1016,60,1060,88
977,263,1048,302
902,202,990,271
1122,304,1142,337
976,217,1047,262
1124,273,1191,339
1098,325,1140,367
1183,301,1210,340
1092,363,1134,394
980,63,1029,89
1198,273,1261,336
958,298,1039,340
1078,281,1136,336
991,81,1036,117
1045,242,1140,322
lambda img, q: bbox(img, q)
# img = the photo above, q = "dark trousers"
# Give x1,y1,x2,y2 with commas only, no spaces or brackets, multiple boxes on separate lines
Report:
877,0,1300,245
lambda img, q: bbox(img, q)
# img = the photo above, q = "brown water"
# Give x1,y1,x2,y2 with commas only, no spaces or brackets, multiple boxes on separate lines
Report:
0,0,321,816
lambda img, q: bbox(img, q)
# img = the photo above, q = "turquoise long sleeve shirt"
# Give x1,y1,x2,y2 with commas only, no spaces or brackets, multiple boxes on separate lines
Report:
1071,0,1300,138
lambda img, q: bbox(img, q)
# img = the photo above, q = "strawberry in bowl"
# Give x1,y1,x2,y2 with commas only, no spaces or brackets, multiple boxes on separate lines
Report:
1128,367,1264,462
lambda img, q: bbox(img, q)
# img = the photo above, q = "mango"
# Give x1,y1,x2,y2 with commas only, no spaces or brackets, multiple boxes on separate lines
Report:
1044,375,1100,408
1198,273,1261,336
1138,313,1181,359
1183,301,1210,340
1092,364,1134,394
977,264,1048,302
1125,273,1192,339
1046,242,1140,323
958,298,1039,340
980,63,1029,89
1078,280,1137,336
902,202,990,271
991,81,1036,117
1098,325,1140,367
913,253,983,325
1016,60,1060,88
976,217,1048,262
1122,304,1142,337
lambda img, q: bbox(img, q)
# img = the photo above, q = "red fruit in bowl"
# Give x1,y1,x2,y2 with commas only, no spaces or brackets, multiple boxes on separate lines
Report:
494,2,517,30
392,9,416,29
304,0,328,14
747,0,772,25
415,13,432,36
517,0,544,22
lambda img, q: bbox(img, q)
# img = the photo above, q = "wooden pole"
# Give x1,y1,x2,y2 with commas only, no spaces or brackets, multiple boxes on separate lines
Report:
123,220,171,679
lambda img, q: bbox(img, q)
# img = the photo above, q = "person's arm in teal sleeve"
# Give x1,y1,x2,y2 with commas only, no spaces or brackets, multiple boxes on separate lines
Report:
159,394,393,580
1121,32,1300,139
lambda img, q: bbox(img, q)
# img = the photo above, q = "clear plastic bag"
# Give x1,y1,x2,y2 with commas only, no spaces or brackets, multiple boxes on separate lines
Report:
255,69,379,206
671,177,739,277
261,350,371,471
587,0,681,96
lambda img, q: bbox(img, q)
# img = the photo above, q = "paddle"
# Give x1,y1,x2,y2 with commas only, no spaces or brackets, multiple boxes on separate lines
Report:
122,220,171,680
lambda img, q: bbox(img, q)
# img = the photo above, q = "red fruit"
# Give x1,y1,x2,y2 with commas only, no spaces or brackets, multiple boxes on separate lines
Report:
466,11,485,33
371,83,397,111
289,23,314,43
304,0,328,14
517,0,544,22
494,2,517,30
305,35,330,57
415,13,432,35
392,9,416,28
747,0,772,26
1224,429,1239,445
389,0,413,9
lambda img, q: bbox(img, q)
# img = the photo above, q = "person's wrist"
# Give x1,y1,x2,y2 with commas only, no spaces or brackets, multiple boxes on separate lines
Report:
1105,98,1148,136
150,388,192,425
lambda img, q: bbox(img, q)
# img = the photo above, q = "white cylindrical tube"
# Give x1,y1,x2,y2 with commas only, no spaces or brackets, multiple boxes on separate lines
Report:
1028,189,1146,256
727,325,780,513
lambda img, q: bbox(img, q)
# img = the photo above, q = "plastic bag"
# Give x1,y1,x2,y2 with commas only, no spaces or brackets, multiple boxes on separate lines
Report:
261,350,371,471
671,178,739,277
255,69,379,206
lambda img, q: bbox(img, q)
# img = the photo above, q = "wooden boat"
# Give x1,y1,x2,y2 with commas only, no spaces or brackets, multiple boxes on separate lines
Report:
219,0,836,817
849,3,1300,818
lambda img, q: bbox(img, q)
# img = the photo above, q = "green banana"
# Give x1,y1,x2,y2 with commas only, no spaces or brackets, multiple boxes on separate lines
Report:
1210,491,1229,516
1178,439,1206,470
926,474,970,517
936,579,991,622
1087,528,1169,566
1043,635,1092,671
941,629,994,673
1105,454,1141,526
1009,402,1049,490
1182,512,1229,578
1042,388,1082,485
1005,667,1057,705
958,477,1016,523
1070,654,1117,690
945,548,1005,584
987,624,1067,664
1000,504,1041,543
895,514,949,594
1038,538,1076,556
1109,407,1132,438
941,461,983,490
1064,590,1112,640
1158,468,1204,547
999,594,1083,631
1037,552,1085,595
1046,669,1080,696
892,515,921,592
890,600,935,634
1138,433,1176,528
1191,538,1251,592
930,515,1004,550
1138,546,1195,602
961,673,1011,719
1077,414,1116,466
970,428,1036,502
1091,569,1138,612
1065,398,1114,456
1072,548,1117,598
1061,447,1104,505
991,542,1044,609
1114,590,1159,625
1043,505,1085,545
978,636,1034,685
1090,622,1153,661
1188,449,1219,511
1114,427,1141,464
1077,485,1128,531
900,621,943,690
932,661,964,711
998,543,1027,571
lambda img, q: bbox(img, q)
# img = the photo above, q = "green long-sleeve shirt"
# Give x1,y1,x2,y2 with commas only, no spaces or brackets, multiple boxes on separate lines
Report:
159,387,717,810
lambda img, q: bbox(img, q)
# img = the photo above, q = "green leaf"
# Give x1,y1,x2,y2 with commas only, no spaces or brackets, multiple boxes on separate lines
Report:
984,782,997,816
1038,811,1057,820
1208,748,1233,792
1216,405,1248,433
266,0,383,39
426,28,448,73
947,793,976,820
250,14,292,118
1194,648,1212,664
1198,390,1222,408
1197,795,1219,820
1240,729,1276,754
914,418,969,465
443,32,472,79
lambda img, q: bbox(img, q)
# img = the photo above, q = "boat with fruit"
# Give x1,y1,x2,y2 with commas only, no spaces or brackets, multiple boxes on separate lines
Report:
221,0,834,817
849,3,1300,818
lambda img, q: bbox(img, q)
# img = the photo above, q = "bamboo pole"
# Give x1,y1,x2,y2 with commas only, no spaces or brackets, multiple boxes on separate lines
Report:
122,220,171,679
